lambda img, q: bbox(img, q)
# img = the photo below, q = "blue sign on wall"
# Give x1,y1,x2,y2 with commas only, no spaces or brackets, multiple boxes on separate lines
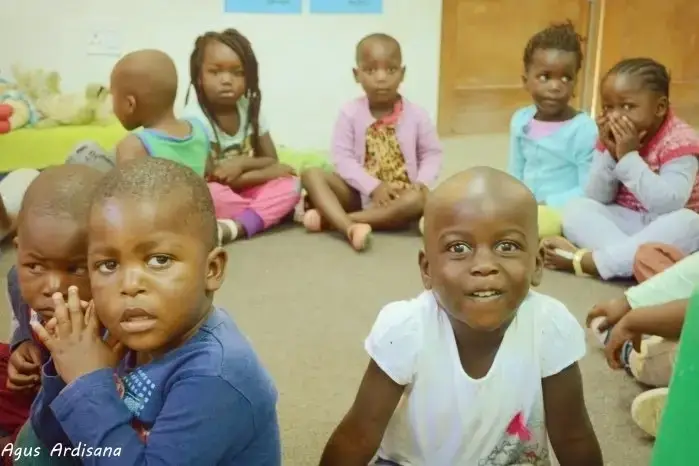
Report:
309,0,383,14
224,0,302,14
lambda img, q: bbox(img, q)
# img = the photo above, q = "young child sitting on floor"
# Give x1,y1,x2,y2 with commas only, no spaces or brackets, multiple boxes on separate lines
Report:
319,167,602,465
300,33,442,251
508,22,597,238
110,49,210,176
187,28,301,244
586,247,699,438
15,158,281,465
106,48,236,245
542,58,699,279
0,165,102,450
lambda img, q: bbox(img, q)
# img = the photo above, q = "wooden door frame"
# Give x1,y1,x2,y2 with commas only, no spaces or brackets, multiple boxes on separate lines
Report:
436,0,459,136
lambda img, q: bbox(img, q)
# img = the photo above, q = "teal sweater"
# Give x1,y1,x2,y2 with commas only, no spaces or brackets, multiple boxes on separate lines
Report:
507,105,598,208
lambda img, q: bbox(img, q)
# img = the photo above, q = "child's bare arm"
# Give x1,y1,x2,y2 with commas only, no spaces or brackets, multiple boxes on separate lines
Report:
115,135,149,165
543,363,603,466
623,299,688,341
319,360,405,466
256,132,279,160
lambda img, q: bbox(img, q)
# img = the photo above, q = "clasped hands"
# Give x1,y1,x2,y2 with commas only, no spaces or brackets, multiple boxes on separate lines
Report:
17,287,126,386
596,113,647,160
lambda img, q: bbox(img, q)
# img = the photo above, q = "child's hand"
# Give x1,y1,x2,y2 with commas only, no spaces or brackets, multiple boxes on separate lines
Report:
210,160,244,184
608,115,646,159
410,182,429,195
596,113,616,156
7,341,42,391
271,163,296,178
371,182,398,206
604,313,642,370
585,297,631,332
31,287,125,385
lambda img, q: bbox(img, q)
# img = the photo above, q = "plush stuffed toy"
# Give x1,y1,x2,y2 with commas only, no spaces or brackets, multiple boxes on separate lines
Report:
0,88,35,133
35,82,114,127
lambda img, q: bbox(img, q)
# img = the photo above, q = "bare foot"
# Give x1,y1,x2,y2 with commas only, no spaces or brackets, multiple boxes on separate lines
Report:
540,236,578,272
303,209,324,232
347,223,372,251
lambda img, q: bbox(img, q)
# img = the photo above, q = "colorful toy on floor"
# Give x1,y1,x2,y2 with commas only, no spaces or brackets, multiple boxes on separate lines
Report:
0,104,12,134
0,73,42,133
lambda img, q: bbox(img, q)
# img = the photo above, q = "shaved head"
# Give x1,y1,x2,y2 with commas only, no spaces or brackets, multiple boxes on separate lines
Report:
424,166,538,240
19,164,104,228
355,33,402,64
111,49,178,112
92,157,218,250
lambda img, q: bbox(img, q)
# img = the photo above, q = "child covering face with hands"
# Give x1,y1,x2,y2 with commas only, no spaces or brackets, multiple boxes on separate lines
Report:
541,58,699,280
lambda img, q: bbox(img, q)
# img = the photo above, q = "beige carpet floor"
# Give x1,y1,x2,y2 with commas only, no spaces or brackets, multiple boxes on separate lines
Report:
0,134,653,465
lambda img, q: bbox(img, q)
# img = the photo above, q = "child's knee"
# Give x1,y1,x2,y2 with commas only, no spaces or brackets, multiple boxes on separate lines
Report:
677,208,699,235
561,197,600,230
396,189,425,216
300,167,326,185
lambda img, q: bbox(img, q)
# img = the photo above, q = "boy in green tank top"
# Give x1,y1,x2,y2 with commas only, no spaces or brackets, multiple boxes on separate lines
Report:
110,49,211,176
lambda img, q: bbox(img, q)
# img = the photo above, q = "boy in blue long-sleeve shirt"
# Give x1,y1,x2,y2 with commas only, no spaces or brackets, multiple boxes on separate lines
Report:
508,22,597,238
17,157,280,466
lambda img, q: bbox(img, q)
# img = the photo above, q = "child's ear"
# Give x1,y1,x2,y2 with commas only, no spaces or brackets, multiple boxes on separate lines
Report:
531,247,544,287
656,95,669,119
205,247,227,292
419,249,432,290
126,95,137,114
12,236,18,249
353,68,359,83
521,73,527,88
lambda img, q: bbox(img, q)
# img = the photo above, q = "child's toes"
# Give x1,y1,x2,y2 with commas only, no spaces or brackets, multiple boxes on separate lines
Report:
347,223,372,251
303,209,323,232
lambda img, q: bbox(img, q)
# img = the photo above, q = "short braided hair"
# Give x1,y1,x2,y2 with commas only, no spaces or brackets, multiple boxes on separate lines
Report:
604,57,670,97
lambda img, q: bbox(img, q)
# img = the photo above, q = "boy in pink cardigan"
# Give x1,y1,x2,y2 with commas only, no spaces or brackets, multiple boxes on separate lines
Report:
300,33,442,251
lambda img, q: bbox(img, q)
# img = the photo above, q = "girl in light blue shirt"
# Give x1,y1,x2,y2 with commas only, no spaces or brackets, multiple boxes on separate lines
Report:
508,22,598,237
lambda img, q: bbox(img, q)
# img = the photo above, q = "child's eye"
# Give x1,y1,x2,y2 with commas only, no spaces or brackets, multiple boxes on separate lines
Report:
448,242,471,254
622,103,633,111
97,260,118,274
495,241,520,254
537,75,548,82
147,255,173,269
26,263,44,273
561,76,571,83
69,265,88,276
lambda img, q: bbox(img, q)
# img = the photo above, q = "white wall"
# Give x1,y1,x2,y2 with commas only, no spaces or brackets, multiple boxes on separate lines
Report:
0,0,443,150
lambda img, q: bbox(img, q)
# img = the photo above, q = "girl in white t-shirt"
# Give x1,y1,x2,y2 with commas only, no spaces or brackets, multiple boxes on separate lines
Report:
319,167,602,466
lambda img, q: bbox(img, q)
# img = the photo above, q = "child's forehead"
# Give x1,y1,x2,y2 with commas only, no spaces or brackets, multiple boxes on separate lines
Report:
426,196,534,235
203,40,241,63
18,213,87,255
601,73,646,97
358,40,400,62
529,48,577,69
